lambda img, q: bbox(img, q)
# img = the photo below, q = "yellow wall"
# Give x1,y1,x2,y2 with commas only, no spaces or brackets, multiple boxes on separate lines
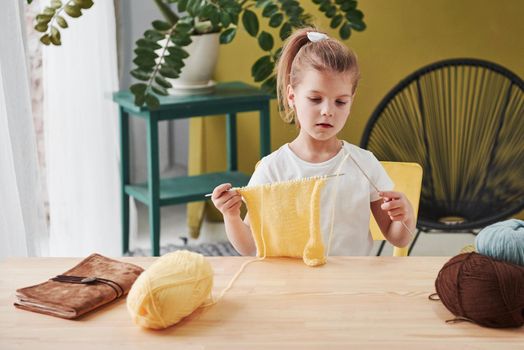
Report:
193,0,524,218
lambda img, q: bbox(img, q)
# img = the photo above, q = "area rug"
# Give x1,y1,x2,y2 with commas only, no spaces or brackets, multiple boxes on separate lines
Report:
127,241,240,257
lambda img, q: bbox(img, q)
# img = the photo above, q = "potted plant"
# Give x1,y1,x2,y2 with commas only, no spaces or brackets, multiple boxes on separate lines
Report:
30,0,366,108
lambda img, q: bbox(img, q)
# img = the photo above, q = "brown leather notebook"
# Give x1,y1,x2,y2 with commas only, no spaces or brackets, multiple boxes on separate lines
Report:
14,253,144,319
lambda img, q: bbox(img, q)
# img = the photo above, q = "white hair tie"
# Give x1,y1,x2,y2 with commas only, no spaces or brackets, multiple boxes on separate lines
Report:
307,31,329,42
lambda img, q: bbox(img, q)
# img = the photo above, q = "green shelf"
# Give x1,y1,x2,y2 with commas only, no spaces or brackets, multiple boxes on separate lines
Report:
125,171,251,206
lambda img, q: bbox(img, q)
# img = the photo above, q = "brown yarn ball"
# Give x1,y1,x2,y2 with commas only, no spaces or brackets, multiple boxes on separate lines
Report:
435,252,524,328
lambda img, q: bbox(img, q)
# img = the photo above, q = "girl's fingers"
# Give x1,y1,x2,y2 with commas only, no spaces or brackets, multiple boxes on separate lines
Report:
379,191,402,201
212,183,232,199
224,194,241,208
387,208,405,217
389,213,406,221
226,199,242,211
381,198,402,210
215,192,240,209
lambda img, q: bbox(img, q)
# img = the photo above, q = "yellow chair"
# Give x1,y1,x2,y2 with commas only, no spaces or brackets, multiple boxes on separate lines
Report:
370,162,423,257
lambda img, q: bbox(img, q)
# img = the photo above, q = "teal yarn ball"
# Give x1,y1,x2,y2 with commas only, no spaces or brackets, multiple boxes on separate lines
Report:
475,219,524,266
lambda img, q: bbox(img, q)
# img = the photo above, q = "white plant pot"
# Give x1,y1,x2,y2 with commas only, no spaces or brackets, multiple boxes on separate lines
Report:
158,33,219,96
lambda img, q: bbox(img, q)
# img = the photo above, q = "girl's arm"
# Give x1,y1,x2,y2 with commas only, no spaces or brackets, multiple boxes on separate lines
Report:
370,191,414,248
211,183,256,256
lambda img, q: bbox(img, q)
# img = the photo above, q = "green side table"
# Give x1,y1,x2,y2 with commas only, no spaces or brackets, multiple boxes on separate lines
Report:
113,81,271,256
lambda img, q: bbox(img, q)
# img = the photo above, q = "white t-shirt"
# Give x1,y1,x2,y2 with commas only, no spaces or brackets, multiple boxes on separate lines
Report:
247,141,394,256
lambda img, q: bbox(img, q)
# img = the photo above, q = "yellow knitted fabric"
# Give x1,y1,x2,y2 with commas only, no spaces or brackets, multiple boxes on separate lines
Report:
238,177,327,267
126,250,213,329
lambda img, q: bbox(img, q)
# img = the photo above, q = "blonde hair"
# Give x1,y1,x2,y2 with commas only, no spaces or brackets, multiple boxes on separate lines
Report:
276,27,360,123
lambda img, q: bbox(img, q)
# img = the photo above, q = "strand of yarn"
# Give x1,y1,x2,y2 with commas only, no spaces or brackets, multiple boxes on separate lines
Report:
475,219,524,266
203,183,269,307
326,150,350,257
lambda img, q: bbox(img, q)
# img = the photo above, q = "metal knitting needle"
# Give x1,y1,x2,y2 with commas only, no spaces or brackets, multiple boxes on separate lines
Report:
203,173,345,197
345,153,416,237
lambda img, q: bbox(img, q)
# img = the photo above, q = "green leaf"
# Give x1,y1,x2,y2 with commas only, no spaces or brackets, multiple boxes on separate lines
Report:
256,0,271,8
258,31,273,51
50,26,61,45
219,27,236,44
261,75,277,95
130,83,148,95
145,94,160,109
151,85,168,96
144,29,165,42
167,46,189,59
134,47,158,60
34,23,48,33
346,9,364,22
170,34,192,46
130,69,151,81
159,66,180,79
152,20,172,31
273,47,282,60
252,55,274,82
340,0,357,11
174,22,193,34
133,89,146,106
56,16,68,28
279,22,292,41
43,7,56,16
64,4,82,18
50,0,62,9
74,0,94,9
155,75,172,89
163,55,185,69
262,4,278,18
252,55,272,77
339,22,351,40
177,0,188,12
350,20,366,31
200,4,215,19
269,13,283,28
133,55,156,69
325,6,336,18
330,14,343,28
40,35,51,46
36,14,52,24
136,38,162,50
187,0,204,16
220,12,231,27
242,9,259,37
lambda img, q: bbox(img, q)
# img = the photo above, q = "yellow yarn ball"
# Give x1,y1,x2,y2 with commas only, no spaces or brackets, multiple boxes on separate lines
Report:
126,250,214,329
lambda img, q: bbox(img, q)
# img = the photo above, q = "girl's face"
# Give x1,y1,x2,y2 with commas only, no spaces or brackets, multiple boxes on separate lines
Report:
287,69,354,143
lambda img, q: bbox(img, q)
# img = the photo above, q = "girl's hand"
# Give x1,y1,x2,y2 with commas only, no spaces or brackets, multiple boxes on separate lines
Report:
378,191,413,224
211,183,242,219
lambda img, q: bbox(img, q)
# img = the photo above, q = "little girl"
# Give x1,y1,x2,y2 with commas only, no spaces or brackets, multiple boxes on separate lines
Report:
211,27,414,256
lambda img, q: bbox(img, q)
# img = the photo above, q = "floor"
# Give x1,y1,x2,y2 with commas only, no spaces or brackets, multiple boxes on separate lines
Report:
132,202,478,257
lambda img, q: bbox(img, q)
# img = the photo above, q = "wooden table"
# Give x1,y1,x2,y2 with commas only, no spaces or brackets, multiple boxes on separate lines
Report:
1,257,522,349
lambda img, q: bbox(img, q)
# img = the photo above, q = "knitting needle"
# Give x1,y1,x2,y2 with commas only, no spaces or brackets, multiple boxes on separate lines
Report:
345,152,416,237
203,173,345,198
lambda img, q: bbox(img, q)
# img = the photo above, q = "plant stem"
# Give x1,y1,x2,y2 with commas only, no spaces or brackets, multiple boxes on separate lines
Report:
153,0,179,25
146,25,177,94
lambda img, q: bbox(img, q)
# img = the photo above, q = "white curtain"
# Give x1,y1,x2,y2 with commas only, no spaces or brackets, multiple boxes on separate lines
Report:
0,0,48,258
44,1,121,256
